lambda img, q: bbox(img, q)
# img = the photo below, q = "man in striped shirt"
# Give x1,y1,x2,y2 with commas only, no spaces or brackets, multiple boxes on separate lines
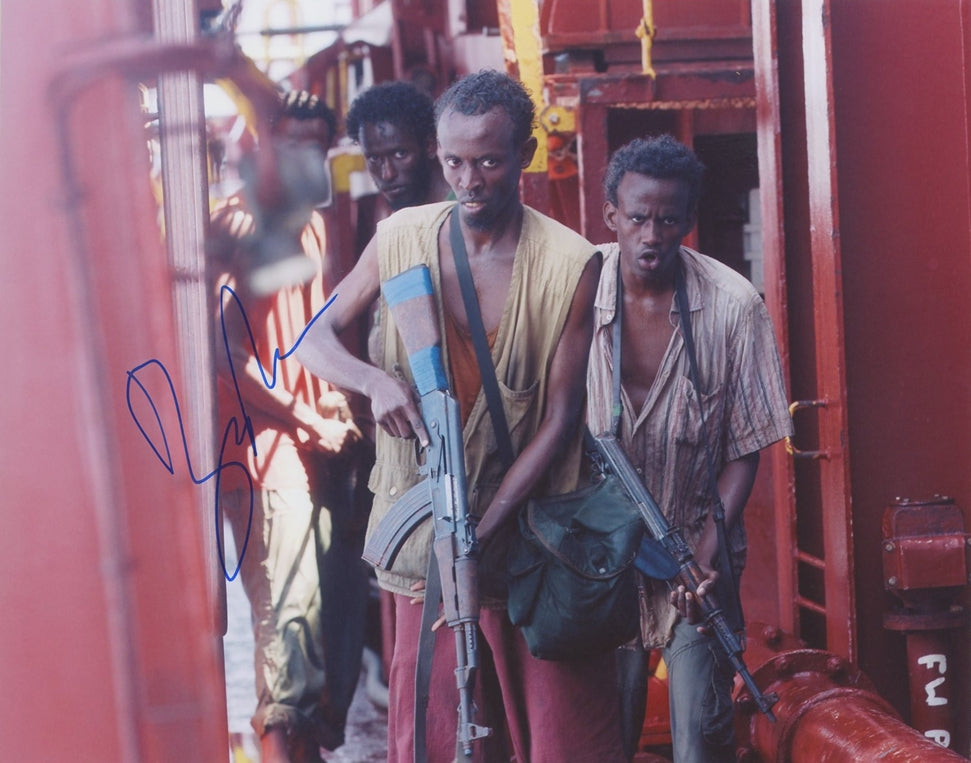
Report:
587,135,792,762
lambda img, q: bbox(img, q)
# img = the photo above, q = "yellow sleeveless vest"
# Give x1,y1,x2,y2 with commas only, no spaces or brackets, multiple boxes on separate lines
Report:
367,201,597,595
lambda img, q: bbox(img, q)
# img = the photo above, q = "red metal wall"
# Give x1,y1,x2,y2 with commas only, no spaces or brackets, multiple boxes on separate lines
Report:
830,0,971,740
773,0,971,751
0,1,228,761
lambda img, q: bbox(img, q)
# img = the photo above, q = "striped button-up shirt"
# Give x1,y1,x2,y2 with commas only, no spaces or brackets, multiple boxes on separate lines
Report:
587,244,793,646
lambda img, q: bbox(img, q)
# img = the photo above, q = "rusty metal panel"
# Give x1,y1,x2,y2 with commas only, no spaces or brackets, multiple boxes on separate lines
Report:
800,0,858,658
882,498,968,592
576,68,754,107
770,0,971,749
887,536,968,591
769,0,858,664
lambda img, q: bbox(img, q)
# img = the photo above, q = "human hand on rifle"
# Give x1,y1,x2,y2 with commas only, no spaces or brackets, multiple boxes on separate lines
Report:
365,371,429,446
673,525,723,633
670,564,718,633
669,563,747,650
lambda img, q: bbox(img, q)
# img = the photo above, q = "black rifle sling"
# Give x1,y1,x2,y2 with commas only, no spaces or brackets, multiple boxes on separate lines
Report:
610,258,623,437
414,551,441,763
447,203,514,750
450,206,516,469
415,206,506,762
673,261,745,632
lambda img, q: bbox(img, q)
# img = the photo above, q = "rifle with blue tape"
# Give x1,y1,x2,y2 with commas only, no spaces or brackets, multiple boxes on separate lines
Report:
362,264,491,758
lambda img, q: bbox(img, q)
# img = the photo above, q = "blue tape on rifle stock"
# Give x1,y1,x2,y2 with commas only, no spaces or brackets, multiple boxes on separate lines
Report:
409,346,448,395
382,264,433,306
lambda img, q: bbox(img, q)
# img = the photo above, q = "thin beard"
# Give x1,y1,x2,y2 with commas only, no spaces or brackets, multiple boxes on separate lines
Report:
463,211,493,231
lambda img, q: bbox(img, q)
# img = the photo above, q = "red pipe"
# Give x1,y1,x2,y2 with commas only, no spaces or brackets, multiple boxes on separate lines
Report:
734,640,966,761
900,630,959,748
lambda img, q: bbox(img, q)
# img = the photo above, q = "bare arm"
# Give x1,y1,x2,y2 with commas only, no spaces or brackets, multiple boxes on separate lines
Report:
475,255,602,542
694,451,760,570
218,350,358,454
295,236,429,445
216,285,359,454
673,451,759,622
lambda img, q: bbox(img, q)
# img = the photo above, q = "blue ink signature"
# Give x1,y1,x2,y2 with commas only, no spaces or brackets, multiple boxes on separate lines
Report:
125,284,337,580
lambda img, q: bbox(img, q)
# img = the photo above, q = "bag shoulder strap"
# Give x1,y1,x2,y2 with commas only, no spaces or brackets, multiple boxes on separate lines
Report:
414,208,502,760
610,258,623,438
449,206,515,469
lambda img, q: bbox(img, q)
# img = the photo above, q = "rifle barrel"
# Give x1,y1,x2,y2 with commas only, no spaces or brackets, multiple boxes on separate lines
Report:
592,433,778,722
379,264,494,754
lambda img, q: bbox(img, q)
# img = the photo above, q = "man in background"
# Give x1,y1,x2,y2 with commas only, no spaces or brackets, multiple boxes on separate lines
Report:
345,80,452,215
344,81,455,693
211,90,368,763
346,80,453,365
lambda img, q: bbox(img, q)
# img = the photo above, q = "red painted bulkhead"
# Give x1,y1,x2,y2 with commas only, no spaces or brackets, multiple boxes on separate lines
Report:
827,0,971,743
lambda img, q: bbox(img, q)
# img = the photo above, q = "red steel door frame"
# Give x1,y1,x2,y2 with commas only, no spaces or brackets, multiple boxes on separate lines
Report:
753,0,856,662
797,0,857,662
751,0,798,641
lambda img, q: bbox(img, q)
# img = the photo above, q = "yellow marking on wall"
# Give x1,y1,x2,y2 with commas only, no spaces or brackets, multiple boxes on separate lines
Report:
508,0,547,173
330,152,366,194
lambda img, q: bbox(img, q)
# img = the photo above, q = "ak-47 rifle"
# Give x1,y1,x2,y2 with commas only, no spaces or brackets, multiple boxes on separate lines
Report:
362,264,491,758
590,433,779,721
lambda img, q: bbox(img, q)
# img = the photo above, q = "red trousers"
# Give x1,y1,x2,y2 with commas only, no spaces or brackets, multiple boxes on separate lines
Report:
387,593,626,763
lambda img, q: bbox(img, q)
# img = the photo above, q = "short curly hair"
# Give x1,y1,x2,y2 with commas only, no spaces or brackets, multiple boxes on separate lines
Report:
435,69,535,147
602,134,706,210
274,90,337,141
345,81,436,145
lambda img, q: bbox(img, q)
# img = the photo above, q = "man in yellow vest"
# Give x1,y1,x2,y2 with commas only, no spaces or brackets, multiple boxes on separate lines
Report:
297,70,627,763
